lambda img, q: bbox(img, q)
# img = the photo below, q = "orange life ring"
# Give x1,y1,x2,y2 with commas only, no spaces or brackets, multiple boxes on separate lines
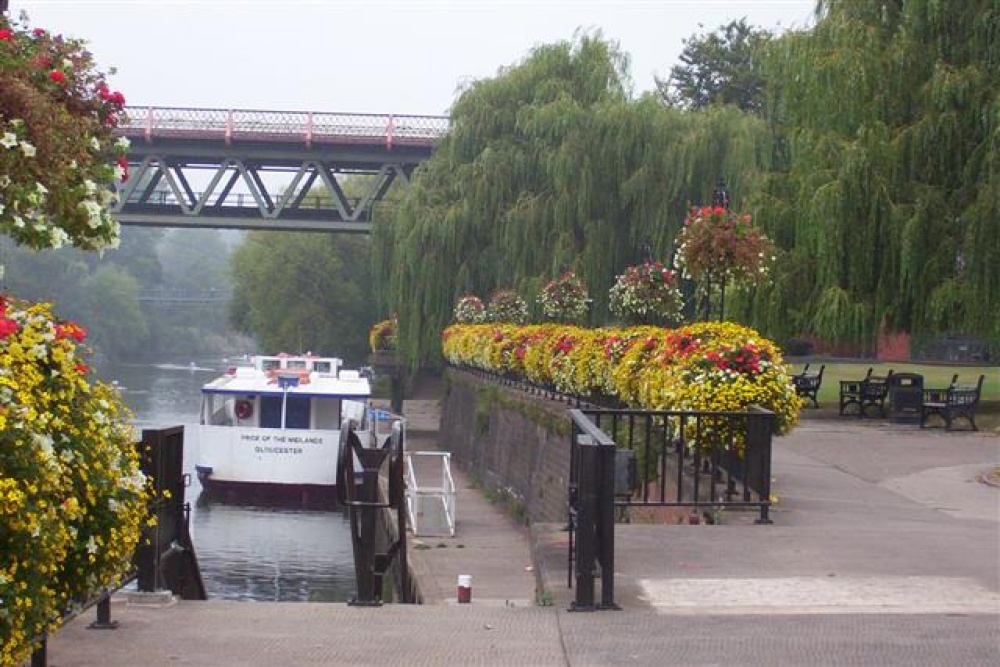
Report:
234,399,253,420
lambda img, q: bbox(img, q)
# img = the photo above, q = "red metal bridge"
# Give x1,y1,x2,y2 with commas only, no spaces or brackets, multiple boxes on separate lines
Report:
113,106,450,233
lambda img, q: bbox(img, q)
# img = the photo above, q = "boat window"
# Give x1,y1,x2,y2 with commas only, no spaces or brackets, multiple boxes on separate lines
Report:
260,396,283,428
203,394,235,426
261,358,281,371
312,360,332,373
259,395,312,429
286,359,307,370
313,398,341,430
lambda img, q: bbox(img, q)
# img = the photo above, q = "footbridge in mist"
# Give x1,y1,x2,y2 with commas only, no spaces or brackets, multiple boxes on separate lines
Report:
113,106,449,233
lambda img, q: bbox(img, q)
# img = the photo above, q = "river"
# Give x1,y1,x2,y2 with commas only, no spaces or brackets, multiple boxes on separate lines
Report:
99,360,357,602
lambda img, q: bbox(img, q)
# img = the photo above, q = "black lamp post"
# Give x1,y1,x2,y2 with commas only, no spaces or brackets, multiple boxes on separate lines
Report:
711,179,730,321
712,178,730,210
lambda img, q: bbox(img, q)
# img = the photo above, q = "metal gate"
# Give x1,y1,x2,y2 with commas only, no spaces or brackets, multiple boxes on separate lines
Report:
566,407,774,610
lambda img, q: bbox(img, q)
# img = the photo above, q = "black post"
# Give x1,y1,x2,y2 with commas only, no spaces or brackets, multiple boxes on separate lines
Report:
744,409,774,524
571,438,598,610
30,636,46,667
597,438,618,609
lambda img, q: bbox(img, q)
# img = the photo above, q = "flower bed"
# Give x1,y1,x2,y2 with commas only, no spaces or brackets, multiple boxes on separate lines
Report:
442,320,801,440
0,296,150,665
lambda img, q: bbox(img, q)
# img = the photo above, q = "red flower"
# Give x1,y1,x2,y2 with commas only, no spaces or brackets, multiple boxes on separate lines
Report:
32,28,47,37
713,206,726,215
0,29,14,41
0,317,19,339
75,363,90,375
49,69,67,84
56,322,87,342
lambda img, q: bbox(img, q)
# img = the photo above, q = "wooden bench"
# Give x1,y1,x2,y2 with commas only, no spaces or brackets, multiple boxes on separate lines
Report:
920,374,985,431
792,363,825,408
839,368,894,418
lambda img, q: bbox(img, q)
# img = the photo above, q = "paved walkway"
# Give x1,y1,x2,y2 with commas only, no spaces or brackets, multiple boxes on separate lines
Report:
42,391,1000,666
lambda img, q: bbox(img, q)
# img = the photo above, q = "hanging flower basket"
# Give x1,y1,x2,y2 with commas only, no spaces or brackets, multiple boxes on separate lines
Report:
485,288,529,324
608,261,683,326
674,206,775,284
452,294,486,324
538,271,590,323
0,16,129,251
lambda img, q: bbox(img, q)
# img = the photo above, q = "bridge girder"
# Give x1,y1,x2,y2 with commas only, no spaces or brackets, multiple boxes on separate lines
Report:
114,150,417,232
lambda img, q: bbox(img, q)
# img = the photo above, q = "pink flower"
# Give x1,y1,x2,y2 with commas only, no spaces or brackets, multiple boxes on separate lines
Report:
0,29,14,41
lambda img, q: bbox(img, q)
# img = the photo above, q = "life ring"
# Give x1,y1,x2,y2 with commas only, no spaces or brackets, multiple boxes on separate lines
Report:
234,399,253,420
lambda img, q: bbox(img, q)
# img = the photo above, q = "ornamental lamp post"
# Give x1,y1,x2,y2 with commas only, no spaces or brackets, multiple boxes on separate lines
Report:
711,178,729,321
712,178,730,210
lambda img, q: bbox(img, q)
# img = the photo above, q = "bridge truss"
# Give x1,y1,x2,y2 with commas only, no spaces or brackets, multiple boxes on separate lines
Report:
113,107,448,233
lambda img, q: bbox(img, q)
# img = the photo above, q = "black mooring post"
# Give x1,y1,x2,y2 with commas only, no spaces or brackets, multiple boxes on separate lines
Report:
88,595,119,629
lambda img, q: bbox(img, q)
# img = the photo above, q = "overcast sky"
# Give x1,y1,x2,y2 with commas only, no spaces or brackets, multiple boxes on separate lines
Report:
9,0,817,116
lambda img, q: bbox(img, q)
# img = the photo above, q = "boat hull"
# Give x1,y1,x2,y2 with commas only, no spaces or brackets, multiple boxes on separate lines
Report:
195,472,340,508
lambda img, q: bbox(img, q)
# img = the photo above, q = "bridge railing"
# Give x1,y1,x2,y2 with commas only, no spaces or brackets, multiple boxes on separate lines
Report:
120,106,449,148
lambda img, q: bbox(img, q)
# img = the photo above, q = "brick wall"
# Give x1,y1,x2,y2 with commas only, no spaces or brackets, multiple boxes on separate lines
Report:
440,369,571,524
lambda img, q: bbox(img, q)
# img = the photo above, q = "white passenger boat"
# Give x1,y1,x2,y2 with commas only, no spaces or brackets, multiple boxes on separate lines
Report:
195,354,377,504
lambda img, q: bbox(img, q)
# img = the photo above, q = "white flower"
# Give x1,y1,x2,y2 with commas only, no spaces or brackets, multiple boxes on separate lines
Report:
35,182,48,196
115,136,131,151
86,536,99,554
19,141,36,157
50,227,69,248
91,136,101,151
0,175,10,188
33,433,55,459
1,132,17,149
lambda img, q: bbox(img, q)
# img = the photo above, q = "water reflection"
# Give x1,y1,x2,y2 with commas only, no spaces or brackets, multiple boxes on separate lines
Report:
97,360,357,603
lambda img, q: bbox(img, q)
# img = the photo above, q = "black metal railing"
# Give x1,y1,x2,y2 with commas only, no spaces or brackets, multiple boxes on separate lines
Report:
566,407,774,611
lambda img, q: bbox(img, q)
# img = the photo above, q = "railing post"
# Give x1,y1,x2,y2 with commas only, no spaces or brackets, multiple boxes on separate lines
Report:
571,435,598,610
597,436,617,609
745,408,774,524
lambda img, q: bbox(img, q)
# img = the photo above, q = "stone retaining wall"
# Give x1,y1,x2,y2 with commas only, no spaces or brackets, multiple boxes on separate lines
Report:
439,369,571,524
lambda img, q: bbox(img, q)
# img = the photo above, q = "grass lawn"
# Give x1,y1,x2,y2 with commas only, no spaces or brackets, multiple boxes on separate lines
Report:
788,360,999,433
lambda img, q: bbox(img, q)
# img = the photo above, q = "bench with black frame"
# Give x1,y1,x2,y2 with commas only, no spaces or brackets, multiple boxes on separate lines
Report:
792,363,825,408
839,368,894,418
920,374,985,432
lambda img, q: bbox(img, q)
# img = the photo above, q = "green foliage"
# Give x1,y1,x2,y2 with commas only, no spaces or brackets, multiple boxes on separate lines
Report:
229,232,377,365
750,0,1000,349
382,33,773,368
656,18,773,114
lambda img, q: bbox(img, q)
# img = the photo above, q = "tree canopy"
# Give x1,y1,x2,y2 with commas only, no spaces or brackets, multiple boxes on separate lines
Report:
656,18,772,114
379,4,997,366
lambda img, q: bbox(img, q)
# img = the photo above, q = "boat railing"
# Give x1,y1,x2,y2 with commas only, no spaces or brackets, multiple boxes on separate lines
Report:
371,407,405,447
404,451,456,537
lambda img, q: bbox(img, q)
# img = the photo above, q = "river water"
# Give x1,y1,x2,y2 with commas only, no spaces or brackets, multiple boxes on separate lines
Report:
99,360,357,602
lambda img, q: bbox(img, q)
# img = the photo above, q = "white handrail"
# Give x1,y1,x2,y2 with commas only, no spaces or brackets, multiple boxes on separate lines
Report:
405,451,455,537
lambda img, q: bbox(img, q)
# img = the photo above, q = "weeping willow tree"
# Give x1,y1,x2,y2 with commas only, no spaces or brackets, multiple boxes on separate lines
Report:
745,0,999,352
378,33,773,367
